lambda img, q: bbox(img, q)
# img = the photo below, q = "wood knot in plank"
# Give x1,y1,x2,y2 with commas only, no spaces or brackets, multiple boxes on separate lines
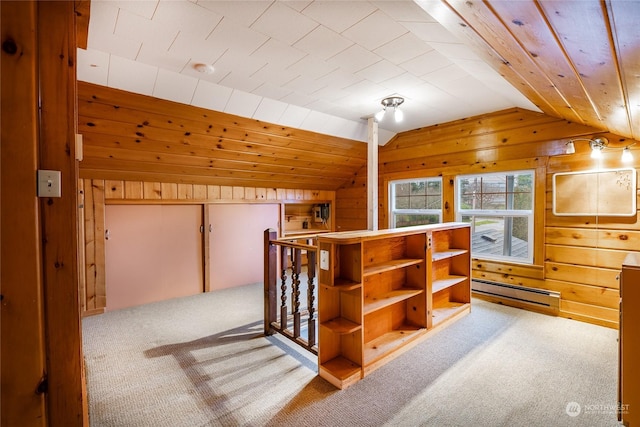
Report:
2,38,18,55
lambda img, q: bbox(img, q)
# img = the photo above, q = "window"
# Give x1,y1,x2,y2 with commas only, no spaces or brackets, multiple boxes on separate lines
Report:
389,177,442,228
457,171,534,263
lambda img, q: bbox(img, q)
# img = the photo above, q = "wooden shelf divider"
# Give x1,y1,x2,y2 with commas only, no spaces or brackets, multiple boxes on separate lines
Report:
317,222,471,389
321,318,361,334
363,288,423,315
363,258,423,276
432,275,468,294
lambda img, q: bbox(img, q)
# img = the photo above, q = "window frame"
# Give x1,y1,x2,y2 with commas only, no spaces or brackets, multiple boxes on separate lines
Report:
389,177,443,228
456,170,535,264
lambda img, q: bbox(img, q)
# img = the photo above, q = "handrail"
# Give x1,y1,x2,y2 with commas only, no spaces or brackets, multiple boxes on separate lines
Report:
272,239,317,252
264,229,318,354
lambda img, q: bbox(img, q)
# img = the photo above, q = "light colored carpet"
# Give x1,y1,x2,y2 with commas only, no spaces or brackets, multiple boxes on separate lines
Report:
83,283,620,427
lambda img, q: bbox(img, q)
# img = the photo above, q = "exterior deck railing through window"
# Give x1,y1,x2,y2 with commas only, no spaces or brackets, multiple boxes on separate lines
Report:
263,229,318,355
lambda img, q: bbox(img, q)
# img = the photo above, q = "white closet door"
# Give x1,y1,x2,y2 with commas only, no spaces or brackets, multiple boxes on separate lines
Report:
208,204,279,290
105,204,203,310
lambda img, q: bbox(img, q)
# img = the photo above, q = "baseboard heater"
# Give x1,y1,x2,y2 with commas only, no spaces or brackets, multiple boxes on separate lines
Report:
472,280,560,314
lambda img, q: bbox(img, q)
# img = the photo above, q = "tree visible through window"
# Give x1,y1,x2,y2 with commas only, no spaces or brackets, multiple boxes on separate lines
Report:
457,171,534,263
390,178,442,227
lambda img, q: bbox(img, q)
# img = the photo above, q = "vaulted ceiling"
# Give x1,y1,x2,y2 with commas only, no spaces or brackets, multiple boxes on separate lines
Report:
420,0,640,142
77,0,640,146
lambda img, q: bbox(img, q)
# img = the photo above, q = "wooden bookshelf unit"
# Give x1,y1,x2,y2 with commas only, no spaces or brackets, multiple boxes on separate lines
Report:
317,223,471,389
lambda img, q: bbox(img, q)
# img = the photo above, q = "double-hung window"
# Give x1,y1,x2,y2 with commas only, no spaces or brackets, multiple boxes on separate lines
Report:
389,177,442,228
457,171,534,263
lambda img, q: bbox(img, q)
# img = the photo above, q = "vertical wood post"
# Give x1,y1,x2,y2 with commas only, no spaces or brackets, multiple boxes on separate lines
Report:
367,117,379,231
291,248,302,338
1,1,47,425
263,229,277,335
280,245,289,331
38,1,86,424
307,250,317,347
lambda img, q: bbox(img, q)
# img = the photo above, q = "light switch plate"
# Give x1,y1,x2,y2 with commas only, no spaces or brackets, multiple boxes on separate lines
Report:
37,170,62,198
320,249,329,270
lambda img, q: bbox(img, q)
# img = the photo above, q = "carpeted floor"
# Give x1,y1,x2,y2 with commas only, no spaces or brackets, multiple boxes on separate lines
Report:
82,282,621,427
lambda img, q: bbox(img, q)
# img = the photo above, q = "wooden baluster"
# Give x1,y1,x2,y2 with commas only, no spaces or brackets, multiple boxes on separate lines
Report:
263,229,278,335
307,249,317,347
280,245,289,331
291,247,302,338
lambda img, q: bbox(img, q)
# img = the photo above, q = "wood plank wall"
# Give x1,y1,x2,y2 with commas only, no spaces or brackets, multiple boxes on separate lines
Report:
335,165,368,232
371,107,640,328
76,82,345,315
544,153,639,327
81,178,334,314
2,1,88,425
77,82,366,191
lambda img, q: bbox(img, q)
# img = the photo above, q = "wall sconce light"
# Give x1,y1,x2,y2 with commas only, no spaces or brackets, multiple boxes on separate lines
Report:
375,96,404,123
565,137,635,163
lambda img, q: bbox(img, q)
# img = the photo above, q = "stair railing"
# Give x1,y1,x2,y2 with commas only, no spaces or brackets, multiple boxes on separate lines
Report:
264,229,318,354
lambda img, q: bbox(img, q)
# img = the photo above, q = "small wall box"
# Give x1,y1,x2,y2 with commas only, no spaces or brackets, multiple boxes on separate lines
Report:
316,222,471,389
282,202,331,236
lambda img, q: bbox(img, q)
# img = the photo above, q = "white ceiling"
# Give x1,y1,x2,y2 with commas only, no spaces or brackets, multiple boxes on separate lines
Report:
77,0,539,145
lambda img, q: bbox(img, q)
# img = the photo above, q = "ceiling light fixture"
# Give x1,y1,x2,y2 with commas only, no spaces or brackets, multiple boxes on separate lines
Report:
565,141,575,154
622,146,634,163
375,96,404,123
193,63,215,74
589,137,607,159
